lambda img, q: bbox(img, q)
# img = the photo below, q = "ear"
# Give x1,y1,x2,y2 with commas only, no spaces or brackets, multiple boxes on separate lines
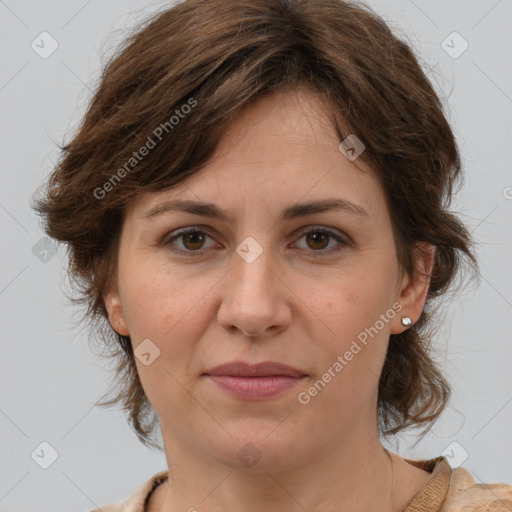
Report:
104,287,130,336
391,242,436,335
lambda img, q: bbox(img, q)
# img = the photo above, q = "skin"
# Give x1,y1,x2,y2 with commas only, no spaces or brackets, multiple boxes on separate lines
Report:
105,86,435,512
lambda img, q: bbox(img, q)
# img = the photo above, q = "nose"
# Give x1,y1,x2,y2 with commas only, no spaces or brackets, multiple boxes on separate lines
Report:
240,328,258,336
217,243,291,338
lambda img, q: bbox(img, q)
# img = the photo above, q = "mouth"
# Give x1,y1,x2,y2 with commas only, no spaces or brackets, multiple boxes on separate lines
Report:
203,361,307,400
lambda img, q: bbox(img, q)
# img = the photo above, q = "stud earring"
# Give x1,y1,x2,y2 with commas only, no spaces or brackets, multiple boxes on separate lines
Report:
401,316,412,327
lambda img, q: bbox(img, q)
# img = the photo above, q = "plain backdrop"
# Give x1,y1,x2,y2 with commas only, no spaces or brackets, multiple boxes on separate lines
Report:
0,0,511,510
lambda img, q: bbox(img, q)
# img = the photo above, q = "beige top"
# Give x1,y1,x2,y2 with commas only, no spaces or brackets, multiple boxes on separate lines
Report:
91,456,512,511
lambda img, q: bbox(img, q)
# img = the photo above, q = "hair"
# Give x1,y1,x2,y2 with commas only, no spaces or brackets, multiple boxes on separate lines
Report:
32,0,479,450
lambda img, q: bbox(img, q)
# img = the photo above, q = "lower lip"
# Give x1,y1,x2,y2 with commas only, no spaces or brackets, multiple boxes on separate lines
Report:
206,375,305,400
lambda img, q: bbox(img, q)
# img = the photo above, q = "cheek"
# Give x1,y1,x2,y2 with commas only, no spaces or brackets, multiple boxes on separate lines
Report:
313,265,395,340
306,265,396,386
118,262,217,411
295,281,392,425
119,260,216,356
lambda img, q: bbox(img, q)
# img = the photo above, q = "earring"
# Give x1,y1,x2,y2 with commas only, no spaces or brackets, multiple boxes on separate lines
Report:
401,316,412,327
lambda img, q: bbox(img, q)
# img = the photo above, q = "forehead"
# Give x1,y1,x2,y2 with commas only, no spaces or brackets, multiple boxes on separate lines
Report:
210,87,344,167
126,88,384,222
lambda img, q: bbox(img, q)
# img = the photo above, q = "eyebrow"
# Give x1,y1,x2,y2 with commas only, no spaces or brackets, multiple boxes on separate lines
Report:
140,197,369,222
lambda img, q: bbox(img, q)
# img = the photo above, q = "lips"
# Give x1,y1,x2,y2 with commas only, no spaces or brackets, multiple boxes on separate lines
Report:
204,361,306,378
203,362,307,400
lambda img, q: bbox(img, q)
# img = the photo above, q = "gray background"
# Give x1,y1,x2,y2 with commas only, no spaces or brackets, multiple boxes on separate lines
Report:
1,0,511,510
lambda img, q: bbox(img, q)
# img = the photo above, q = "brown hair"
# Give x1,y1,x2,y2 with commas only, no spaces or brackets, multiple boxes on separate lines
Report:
32,0,479,450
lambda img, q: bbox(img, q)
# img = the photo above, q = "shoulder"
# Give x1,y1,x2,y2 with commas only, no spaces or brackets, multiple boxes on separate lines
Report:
402,455,512,512
441,466,512,511
87,469,169,512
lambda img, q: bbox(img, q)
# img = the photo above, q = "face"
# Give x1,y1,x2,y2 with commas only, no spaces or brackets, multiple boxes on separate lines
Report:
105,87,433,472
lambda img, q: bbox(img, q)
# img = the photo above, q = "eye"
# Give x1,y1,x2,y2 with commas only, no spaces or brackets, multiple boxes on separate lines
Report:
293,227,349,256
163,227,217,255
162,226,349,257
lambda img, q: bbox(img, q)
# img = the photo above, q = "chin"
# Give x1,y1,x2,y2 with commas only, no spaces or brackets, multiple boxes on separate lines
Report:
206,422,310,472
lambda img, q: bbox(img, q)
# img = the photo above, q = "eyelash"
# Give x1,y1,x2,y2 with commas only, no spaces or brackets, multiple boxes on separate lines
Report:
162,226,349,257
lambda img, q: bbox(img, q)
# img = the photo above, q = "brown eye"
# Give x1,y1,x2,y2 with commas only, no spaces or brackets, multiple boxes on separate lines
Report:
163,226,348,257
164,228,217,255
305,231,330,250
181,231,207,251
294,227,349,256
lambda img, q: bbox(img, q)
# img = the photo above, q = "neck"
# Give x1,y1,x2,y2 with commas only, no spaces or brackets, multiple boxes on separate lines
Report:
155,431,404,512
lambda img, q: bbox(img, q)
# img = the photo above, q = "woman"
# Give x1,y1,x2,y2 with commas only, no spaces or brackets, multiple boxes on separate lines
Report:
33,0,512,510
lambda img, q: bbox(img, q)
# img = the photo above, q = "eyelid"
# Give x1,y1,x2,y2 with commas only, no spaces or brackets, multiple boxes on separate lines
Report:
162,224,350,256
161,225,219,248
294,224,350,243
291,225,350,255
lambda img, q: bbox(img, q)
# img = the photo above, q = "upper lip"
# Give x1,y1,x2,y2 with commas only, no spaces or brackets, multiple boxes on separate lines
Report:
204,361,306,378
